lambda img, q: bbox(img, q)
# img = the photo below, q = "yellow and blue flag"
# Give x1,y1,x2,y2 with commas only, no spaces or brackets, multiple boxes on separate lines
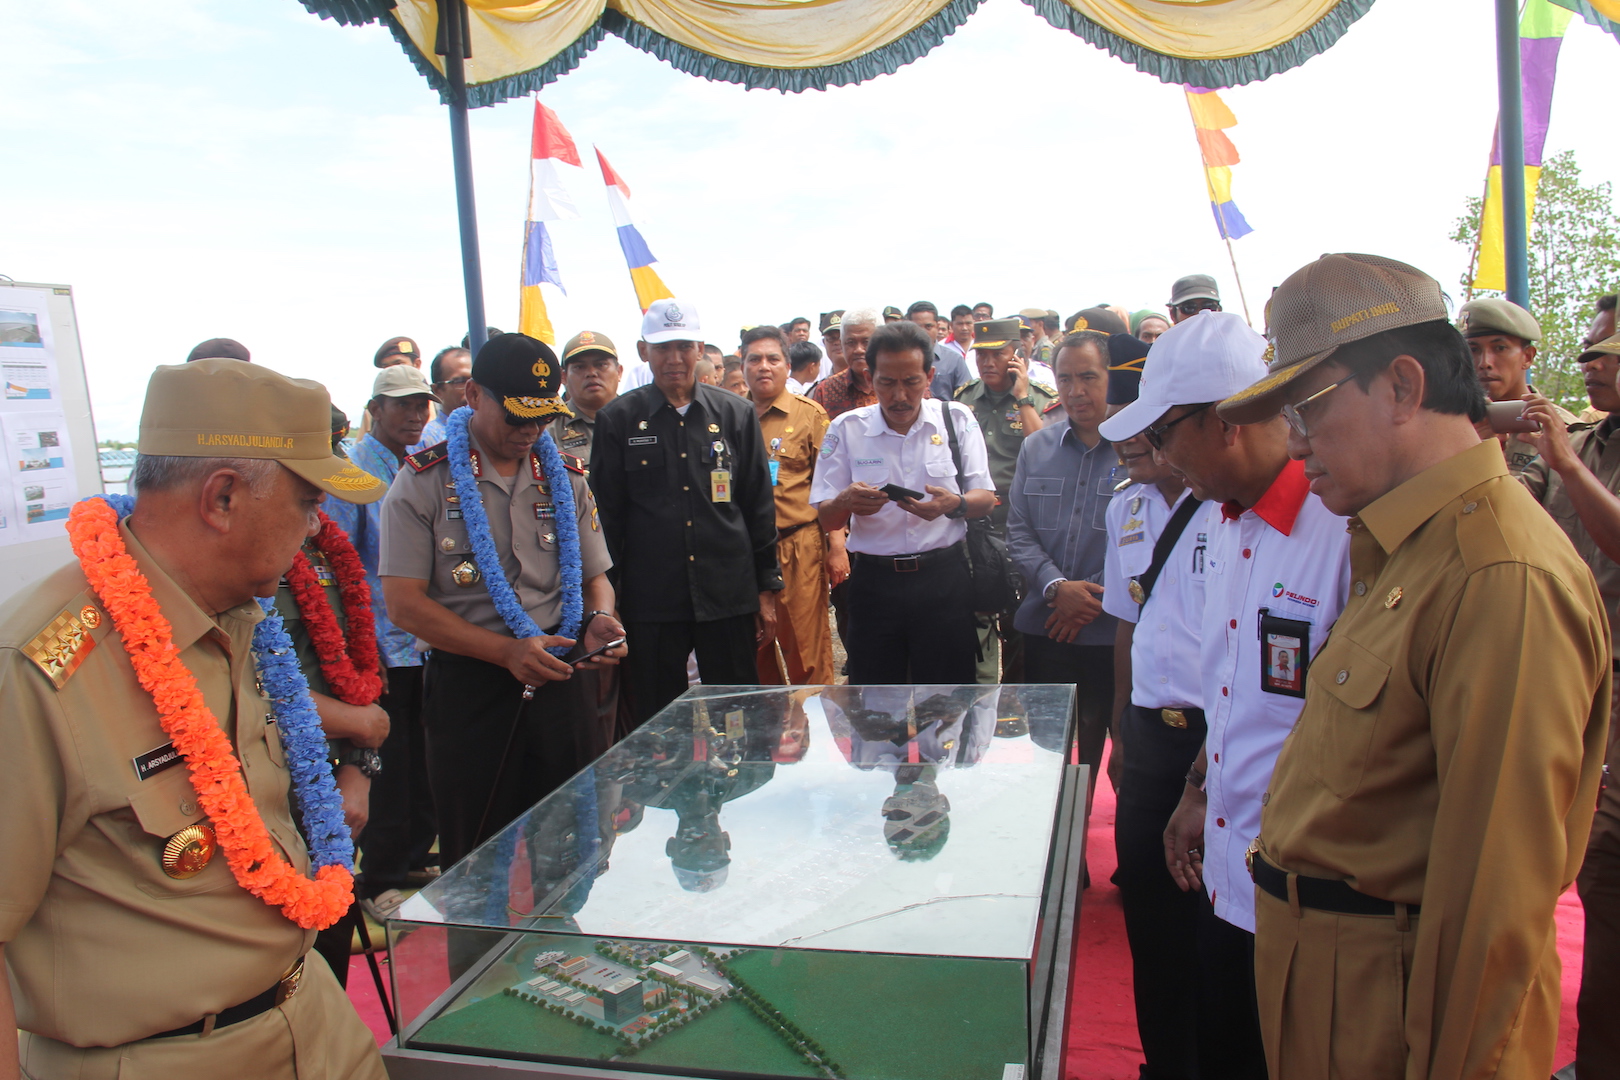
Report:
596,148,673,314
1185,86,1253,241
519,99,580,345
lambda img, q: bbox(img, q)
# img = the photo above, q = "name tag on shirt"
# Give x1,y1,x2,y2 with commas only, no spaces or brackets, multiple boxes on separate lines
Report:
1259,608,1310,697
447,509,463,519
711,469,732,503
133,741,183,781
629,436,658,446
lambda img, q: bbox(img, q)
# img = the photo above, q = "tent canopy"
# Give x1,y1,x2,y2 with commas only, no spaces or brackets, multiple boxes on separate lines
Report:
303,0,1376,103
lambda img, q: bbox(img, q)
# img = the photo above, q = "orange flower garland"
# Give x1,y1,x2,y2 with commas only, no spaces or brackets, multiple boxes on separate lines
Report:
67,498,352,930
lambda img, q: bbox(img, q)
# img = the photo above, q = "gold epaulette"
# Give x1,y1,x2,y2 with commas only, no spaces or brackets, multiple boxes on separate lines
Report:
23,600,108,689
560,453,586,475
405,442,448,473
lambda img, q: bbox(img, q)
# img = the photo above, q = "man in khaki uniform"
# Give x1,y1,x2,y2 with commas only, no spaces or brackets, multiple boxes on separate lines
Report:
1457,296,1576,475
1220,254,1610,1079
739,325,838,685
0,358,388,1080
547,329,622,471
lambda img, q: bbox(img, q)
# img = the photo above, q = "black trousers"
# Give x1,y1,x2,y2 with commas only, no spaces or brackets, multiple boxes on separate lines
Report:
1021,635,1114,768
422,649,590,871
1198,898,1268,1080
312,904,359,989
1115,704,1208,1080
846,546,976,685
624,613,758,726
358,664,436,898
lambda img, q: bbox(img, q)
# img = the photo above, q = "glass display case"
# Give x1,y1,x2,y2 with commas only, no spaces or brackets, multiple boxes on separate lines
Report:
381,683,1085,1080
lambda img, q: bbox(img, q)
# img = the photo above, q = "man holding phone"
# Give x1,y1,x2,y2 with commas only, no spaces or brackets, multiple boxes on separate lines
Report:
1458,297,1576,474
812,320,995,685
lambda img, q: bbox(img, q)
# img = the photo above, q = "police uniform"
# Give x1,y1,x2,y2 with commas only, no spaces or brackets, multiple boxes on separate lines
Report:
753,391,834,685
592,303,782,726
1220,255,1610,1079
378,335,612,871
548,411,597,466
0,359,386,1079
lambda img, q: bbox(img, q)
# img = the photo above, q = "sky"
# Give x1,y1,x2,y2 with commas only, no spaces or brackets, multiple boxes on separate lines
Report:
3,0,1618,441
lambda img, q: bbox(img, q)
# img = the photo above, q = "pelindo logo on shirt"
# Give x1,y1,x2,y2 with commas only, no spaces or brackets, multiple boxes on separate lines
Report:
1273,582,1320,608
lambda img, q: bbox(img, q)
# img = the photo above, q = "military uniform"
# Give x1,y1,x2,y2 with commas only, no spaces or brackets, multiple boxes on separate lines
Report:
547,411,597,468
0,359,386,1079
380,430,611,869
753,392,833,685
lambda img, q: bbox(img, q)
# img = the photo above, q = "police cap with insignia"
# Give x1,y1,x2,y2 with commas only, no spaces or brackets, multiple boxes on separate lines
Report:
373,335,420,368
139,358,387,503
1067,306,1130,336
1457,297,1541,344
971,318,1022,350
820,310,845,336
562,329,619,364
1106,333,1151,405
471,332,572,422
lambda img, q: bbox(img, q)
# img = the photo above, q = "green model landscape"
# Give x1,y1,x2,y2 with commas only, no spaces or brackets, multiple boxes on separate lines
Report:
409,936,1028,1080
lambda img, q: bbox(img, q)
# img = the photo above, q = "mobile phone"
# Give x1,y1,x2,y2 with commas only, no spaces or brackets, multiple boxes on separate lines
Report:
1485,400,1541,434
880,483,926,502
568,636,626,667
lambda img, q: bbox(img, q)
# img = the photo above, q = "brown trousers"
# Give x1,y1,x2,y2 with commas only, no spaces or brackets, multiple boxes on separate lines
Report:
1576,676,1620,1075
755,524,833,685
19,952,385,1080
1255,884,1559,1079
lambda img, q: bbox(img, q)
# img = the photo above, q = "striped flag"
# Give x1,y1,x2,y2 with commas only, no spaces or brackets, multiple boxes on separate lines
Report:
520,99,580,345
596,148,673,313
1473,0,1576,292
1184,87,1253,241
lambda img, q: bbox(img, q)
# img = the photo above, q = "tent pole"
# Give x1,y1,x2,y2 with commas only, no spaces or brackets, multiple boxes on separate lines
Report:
439,0,488,355
1495,0,1529,309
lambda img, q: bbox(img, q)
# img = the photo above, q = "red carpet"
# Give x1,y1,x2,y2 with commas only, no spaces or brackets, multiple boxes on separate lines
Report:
347,741,1589,1075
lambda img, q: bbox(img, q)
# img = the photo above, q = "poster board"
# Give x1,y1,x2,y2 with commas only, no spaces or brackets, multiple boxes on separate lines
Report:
0,281,102,609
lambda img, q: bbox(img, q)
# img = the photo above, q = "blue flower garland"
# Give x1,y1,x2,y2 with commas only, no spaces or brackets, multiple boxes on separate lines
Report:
446,406,583,657
95,493,353,872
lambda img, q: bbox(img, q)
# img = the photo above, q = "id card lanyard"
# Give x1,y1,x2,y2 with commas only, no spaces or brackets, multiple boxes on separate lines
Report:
707,434,732,503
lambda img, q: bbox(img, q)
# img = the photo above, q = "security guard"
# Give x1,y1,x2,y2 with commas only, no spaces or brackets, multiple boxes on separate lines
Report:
1457,296,1576,474
380,334,626,872
548,329,622,471
956,317,1056,682
1222,254,1609,1078
0,359,387,1078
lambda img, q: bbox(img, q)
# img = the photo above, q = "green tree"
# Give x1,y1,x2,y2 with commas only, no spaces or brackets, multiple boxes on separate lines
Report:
1450,149,1620,413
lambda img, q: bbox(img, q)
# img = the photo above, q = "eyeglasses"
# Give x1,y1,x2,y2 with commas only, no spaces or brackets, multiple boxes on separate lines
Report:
1281,374,1355,439
439,375,472,388
1173,299,1222,317
1144,402,1213,450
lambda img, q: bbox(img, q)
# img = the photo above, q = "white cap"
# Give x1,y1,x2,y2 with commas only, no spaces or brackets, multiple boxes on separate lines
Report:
641,298,702,344
1098,311,1268,442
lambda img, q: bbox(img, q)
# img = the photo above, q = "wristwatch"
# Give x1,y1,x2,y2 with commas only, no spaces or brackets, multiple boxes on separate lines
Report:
331,746,382,778
945,492,968,520
1016,395,1036,408
1043,578,1067,603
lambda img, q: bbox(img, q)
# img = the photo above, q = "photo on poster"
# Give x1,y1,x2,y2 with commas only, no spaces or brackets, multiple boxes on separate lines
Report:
0,287,60,407
22,477,71,524
0,311,43,348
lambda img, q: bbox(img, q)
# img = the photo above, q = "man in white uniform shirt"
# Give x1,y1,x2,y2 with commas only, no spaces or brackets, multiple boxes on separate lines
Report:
1099,341,1212,1080
1100,311,1349,1080
812,319,995,685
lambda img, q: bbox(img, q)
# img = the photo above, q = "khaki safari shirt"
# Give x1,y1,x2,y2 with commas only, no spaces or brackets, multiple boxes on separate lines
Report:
1261,440,1609,1077
1521,417,1620,660
0,521,312,1047
547,412,598,470
379,432,611,638
955,377,1058,526
756,392,829,531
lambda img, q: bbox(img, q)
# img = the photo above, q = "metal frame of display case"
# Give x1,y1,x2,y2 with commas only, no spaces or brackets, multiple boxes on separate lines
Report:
381,689,1088,1080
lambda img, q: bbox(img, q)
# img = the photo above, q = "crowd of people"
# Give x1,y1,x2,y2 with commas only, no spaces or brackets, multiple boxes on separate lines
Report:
2,257,1620,1080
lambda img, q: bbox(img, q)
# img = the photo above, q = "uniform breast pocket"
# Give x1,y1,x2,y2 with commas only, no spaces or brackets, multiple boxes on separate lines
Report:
1023,476,1064,531
852,464,890,488
925,453,956,483
125,773,234,897
625,445,666,489
1304,636,1392,799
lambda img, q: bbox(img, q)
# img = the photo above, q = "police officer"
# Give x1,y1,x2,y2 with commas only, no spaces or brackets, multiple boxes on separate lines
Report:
0,358,387,1078
380,334,626,872
957,316,1057,682
811,319,995,685
1457,296,1576,474
591,299,783,725
548,329,622,471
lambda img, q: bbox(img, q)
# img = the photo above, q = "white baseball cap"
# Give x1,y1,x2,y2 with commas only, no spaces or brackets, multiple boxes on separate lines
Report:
1098,311,1268,442
641,298,702,344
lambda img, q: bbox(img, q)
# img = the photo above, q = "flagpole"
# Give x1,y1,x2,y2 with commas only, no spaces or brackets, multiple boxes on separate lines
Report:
1183,93,1253,327
1222,235,1253,327
437,0,489,356
1495,0,1530,309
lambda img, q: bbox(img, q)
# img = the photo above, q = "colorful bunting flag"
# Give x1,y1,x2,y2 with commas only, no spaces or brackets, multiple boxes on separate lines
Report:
596,148,673,313
1185,86,1253,241
1473,0,1577,292
519,99,580,345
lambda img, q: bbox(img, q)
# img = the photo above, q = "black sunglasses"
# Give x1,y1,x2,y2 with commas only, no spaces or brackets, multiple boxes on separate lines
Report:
1173,299,1222,317
1144,402,1213,450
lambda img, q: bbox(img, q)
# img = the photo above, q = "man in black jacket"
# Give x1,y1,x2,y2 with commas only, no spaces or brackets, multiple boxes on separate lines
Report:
593,299,783,724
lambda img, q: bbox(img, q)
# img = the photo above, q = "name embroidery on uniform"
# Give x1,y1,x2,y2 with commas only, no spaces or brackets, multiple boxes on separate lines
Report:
629,436,658,446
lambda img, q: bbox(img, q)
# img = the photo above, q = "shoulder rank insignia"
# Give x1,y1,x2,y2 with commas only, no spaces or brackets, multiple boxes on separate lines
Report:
1043,399,1064,415
24,602,105,689
560,453,586,475
405,441,448,473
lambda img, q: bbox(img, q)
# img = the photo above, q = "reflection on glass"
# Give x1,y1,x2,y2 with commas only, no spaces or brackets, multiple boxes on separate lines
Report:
391,684,1078,1080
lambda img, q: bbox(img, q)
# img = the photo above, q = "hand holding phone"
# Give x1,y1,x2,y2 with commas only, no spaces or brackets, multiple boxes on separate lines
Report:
569,635,626,668
1485,399,1541,434
880,483,927,502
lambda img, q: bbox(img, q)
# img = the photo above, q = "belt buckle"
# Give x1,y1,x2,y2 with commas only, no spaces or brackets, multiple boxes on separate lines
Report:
893,555,920,573
1245,836,1262,881
1160,708,1187,729
275,957,306,1006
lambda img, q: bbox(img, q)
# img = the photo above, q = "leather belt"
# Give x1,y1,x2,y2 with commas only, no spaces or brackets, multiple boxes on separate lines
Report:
149,957,306,1039
1251,852,1417,918
852,542,964,574
776,521,815,541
